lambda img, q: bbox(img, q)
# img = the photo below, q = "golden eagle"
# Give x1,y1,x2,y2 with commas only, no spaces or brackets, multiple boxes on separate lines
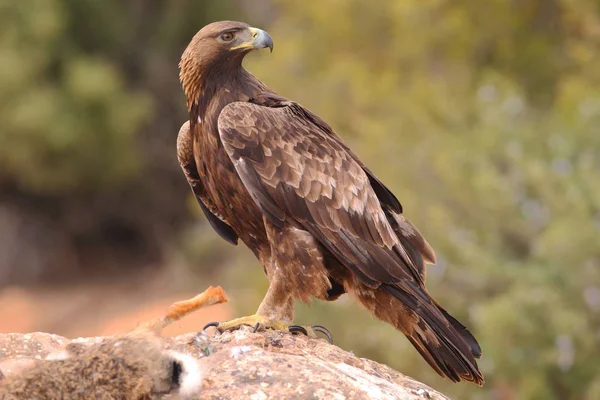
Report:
177,21,483,385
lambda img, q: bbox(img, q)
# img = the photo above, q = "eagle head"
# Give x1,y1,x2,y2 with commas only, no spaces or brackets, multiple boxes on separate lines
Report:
179,21,273,107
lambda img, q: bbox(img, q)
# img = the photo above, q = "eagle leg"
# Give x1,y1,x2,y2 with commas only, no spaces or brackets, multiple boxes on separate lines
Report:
201,272,332,342
201,219,334,341
202,275,295,334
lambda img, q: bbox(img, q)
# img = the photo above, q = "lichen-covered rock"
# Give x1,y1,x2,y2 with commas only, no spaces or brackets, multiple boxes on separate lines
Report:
0,329,449,400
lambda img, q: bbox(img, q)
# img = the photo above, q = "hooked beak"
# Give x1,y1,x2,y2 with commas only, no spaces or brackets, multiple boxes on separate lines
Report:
231,27,273,52
249,27,273,52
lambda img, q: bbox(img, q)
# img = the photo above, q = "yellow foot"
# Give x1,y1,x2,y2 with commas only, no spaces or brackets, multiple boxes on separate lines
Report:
204,314,287,332
202,315,333,343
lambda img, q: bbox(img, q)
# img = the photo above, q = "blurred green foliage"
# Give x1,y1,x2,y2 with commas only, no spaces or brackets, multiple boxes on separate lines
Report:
0,0,245,281
1,0,599,398
0,0,245,195
0,0,147,193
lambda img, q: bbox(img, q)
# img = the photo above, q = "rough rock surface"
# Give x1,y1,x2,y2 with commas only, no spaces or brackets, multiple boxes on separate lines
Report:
0,328,449,400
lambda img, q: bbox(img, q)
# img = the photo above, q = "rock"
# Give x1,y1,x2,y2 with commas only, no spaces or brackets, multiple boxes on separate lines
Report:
0,329,449,400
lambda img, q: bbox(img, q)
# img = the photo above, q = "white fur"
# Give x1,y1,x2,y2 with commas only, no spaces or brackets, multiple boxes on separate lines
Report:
168,351,203,398
45,351,70,361
230,345,252,358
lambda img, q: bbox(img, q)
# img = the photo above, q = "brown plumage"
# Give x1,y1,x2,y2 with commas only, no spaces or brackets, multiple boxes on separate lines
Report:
177,21,484,385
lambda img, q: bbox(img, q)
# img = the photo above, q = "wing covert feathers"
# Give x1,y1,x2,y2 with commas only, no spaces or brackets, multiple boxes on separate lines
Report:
218,102,420,285
217,99,482,385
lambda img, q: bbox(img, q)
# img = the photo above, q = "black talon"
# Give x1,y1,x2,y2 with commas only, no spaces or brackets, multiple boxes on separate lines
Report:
311,325,333,344
202,321,220,331
288,325,308,336
253,322,262,333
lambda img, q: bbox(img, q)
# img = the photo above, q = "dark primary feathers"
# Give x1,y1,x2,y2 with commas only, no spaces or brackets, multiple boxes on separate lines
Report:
178,20,483,386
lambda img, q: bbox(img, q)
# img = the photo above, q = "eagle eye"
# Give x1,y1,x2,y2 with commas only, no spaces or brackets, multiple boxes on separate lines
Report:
221,32,234,42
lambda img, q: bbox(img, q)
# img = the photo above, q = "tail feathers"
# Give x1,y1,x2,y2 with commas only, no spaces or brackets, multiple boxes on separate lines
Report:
381,284,484,386
405,322,484,385
406,334,462,383
435,303,482,359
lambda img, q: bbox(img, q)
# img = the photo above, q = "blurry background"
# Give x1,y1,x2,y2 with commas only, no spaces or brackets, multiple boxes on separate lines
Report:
0,0,599,398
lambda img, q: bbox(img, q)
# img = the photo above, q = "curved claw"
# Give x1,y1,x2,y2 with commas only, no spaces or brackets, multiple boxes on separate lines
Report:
288,325,308,336
311,325,333,344
202,321,220,331
253,322,262,333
